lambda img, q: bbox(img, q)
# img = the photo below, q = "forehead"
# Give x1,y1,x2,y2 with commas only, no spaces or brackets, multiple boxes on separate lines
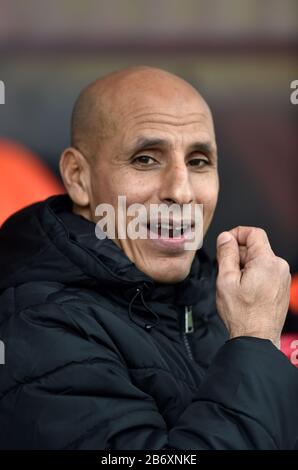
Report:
99,81,216,150
115,85,210,117
115,105,215,149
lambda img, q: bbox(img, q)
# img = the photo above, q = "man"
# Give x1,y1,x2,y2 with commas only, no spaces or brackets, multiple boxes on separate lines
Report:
0,66,297,449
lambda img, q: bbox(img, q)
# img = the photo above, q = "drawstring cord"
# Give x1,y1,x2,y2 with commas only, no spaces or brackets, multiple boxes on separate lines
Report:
128,284,160,331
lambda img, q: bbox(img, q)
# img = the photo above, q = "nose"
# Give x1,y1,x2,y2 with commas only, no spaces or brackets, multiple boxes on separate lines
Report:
158,160,194,205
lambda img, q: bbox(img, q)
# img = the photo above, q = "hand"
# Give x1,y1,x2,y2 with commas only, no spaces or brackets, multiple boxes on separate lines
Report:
216,226,291,348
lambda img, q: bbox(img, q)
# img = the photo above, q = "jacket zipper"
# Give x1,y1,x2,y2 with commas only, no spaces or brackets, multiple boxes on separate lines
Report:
182,306,194,361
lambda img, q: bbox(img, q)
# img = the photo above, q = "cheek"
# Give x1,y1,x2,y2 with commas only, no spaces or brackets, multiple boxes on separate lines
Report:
91,168,155,211
194,175,219,211
110,173,154,206
194,177,219,234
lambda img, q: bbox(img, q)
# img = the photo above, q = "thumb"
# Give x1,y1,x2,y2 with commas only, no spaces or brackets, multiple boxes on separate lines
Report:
216,231,240,276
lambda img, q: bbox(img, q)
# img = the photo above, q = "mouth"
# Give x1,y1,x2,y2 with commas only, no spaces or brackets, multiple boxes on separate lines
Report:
143,221,196,253
147,221,194,239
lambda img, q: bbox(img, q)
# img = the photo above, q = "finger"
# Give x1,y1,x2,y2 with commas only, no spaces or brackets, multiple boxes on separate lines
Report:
216,231,241,278
239,245,247,268
229,226,272,261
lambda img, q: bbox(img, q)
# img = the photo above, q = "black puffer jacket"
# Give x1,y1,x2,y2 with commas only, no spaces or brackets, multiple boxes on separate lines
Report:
0,195,297,449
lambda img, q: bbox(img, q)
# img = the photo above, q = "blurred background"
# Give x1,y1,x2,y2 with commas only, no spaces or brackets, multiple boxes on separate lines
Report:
0,0,297,355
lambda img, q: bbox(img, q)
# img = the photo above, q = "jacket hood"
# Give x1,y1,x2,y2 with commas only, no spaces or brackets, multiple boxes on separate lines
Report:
0,195,216,323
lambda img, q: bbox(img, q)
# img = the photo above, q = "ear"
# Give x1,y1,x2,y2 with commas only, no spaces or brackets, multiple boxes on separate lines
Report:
59,147,90,207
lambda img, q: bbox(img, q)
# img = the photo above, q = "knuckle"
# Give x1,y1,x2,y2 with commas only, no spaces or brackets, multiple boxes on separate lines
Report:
255,227,267,239
276,257,290,273
257,227,266,236
217,271,237,289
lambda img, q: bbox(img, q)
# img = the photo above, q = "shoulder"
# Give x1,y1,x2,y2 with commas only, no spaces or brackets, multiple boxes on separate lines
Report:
0,284,128,398
0,280,117,334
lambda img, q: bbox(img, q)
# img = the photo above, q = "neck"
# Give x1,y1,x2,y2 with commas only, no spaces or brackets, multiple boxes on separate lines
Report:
72,202,93,222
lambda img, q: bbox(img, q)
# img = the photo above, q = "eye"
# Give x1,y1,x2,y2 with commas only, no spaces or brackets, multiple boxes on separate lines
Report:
132,155,157,166
188,157,209,168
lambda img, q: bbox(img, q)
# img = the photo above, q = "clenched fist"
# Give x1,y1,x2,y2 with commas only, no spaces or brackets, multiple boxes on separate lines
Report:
216,226,291,348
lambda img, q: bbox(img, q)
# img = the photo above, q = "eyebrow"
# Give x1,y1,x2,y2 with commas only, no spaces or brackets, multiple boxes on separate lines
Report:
129,136,215,156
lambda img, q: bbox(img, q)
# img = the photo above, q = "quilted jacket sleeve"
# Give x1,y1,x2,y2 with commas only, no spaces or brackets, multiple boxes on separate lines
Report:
0,304,297,450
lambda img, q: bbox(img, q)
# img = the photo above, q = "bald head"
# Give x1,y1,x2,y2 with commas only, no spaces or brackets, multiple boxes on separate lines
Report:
71,66,211,160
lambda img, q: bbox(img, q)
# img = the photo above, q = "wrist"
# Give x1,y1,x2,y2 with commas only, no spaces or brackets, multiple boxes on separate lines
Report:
229,332,280,349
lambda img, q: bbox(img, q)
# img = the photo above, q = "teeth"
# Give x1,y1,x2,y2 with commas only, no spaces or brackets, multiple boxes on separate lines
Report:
149,223,191,231
174,225,190,231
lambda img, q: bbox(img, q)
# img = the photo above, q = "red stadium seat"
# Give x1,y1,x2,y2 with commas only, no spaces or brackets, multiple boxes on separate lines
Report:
280,333,298,368
0,139,64,225
289,273,298,315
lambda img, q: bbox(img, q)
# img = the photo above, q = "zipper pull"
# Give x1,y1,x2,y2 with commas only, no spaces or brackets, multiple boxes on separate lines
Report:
184,305,194,334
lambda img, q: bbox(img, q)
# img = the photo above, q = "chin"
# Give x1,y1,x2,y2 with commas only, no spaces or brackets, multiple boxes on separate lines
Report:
154,273,189,284
146,264,192,284
128,245,196,284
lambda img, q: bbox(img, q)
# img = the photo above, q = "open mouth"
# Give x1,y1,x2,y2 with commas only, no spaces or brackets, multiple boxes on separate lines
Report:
147,222,193,238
